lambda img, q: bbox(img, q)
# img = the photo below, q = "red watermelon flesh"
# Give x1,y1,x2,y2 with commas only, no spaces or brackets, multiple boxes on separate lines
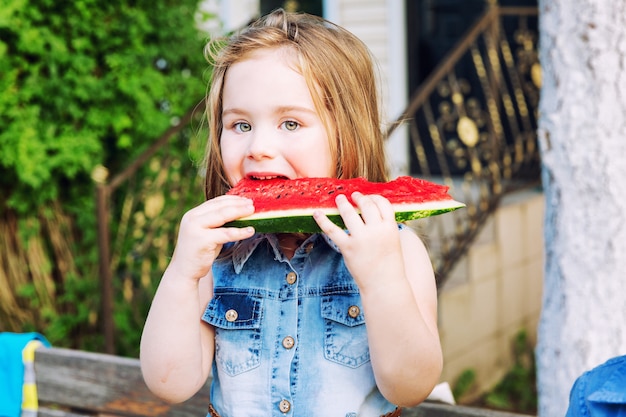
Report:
224,176,464,233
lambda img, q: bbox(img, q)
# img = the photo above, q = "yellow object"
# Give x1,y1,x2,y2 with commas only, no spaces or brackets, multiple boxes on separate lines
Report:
21,340,43,414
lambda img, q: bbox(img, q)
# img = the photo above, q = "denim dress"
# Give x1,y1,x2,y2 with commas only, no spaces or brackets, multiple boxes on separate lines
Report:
202,233,397,417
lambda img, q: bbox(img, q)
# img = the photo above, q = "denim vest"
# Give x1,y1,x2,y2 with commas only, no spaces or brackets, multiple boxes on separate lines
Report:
202,233,397,417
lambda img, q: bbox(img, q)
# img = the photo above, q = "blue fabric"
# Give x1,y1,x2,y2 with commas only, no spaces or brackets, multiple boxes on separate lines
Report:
565,355,626,417
203,232,403,417
0,332,51,417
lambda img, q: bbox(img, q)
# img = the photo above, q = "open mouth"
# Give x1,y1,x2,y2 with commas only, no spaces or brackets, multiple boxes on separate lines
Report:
247,175,290,180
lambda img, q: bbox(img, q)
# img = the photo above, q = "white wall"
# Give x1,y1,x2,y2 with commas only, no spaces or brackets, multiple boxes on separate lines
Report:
324,0,410,177
436,189,544,402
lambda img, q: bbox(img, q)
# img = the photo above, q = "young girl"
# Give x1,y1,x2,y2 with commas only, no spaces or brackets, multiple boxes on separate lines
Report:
140,8,442,417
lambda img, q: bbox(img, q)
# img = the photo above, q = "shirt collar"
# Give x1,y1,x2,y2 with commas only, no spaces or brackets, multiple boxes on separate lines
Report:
588,357,626,404
231,233,340,273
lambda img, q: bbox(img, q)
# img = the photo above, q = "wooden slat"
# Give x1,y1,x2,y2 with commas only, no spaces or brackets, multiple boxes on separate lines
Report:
37,408,93,417
34,347,534,417
405,402,534,417
34,347,210,417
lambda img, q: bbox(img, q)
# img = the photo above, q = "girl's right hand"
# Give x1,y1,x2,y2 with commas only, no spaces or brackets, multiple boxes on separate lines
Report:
167,195,255,281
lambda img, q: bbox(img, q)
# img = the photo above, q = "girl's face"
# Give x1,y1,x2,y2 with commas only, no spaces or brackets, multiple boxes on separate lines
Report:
220,47,334,186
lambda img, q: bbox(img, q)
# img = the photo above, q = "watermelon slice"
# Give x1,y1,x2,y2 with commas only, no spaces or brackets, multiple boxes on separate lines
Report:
224,176,465,233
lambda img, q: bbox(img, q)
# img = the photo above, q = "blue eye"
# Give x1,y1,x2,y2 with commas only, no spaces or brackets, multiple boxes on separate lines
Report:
234,122,251,133
283,120,299,131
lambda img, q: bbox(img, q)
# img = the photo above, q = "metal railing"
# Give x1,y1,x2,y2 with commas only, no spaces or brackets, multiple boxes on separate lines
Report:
388,5,541,287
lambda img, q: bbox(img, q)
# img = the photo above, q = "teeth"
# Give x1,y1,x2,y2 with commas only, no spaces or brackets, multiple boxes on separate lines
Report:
251,175,286,180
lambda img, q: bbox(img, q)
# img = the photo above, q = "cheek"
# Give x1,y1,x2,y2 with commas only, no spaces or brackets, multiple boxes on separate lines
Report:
318,134,335,177
297,137,334,177
219,140,241,184
321,151,336,178
220,134,240,162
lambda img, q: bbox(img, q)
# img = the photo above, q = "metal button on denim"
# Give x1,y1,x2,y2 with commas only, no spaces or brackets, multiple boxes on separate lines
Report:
348,305,360,318
204,233,399,415
225,309,238,322
286,271,297,285
279,399,291,413
305,243,314,253
282,336,295,349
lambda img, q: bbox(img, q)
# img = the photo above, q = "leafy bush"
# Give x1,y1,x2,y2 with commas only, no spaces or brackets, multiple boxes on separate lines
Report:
483,330,537,413
454,330,538,414
0,0,210,355
0,0,207,211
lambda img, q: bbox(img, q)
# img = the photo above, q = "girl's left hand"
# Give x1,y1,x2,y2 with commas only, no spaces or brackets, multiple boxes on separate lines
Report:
313,192,403,288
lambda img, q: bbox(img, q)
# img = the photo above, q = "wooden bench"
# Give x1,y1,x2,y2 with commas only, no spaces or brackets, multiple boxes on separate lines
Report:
33,347,532,417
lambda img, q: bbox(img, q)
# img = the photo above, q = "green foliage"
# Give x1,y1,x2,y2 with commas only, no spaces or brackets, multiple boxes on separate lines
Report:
457,330,538,414
108,144,206,357
0,0,207,213
452,368,477,400
0,0,211,355
484,330,537,413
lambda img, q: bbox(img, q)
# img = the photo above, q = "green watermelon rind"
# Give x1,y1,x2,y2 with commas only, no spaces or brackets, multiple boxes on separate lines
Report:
224,200,465,233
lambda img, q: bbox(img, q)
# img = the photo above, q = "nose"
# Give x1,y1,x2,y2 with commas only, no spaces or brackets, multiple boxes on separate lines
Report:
246,127,277,161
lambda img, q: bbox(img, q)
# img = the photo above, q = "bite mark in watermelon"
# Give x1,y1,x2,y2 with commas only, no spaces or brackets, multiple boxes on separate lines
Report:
224,176,465,233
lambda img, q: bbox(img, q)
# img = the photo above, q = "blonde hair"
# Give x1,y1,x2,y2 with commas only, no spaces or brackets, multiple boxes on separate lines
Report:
203,8,387,200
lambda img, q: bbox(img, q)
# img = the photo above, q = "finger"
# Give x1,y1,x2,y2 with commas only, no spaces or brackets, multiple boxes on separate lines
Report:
188,197,255,229
197,195,255,215
366,194,396,223
351,192,382,223
313,210,349,245
333,193,364,232
219,225,256,243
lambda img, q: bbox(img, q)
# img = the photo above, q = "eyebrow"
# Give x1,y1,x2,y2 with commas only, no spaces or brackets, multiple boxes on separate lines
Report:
222,105,318,118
